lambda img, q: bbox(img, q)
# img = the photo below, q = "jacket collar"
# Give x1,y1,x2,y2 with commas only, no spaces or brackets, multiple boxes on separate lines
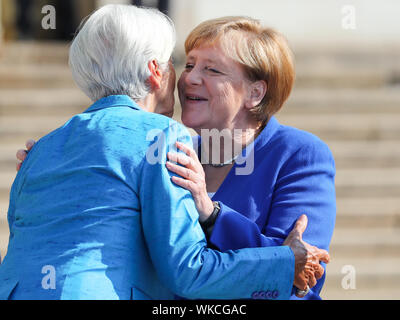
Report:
234,115,280,165
83,95,142,113
251,115,280,150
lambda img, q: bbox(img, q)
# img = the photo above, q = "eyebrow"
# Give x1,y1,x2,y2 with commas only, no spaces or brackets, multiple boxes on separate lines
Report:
186,56,224,66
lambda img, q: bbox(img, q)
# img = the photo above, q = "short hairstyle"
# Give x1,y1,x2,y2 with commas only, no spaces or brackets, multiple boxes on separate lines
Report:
185,16,295,121
69,4,176,102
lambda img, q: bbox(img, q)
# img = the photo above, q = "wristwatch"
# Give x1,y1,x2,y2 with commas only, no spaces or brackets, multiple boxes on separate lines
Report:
200,201,221,230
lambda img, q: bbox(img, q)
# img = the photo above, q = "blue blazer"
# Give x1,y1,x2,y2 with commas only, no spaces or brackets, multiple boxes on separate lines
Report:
195,116,336,300
0,95,295,300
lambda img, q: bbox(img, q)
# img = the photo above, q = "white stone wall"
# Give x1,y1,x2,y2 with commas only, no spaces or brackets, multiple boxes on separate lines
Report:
96,0,130,7
170,0,400,51
0,0,2,42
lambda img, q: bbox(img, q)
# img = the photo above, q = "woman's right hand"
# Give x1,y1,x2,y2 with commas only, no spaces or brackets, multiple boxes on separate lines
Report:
283,214,330,297
166,141,214,223
16,139,36,171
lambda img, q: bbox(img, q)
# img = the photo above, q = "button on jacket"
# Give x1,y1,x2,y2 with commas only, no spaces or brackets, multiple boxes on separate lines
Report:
0,95,295,300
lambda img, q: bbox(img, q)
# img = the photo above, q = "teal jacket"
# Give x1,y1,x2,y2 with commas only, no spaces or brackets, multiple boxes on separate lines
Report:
0,95,294,300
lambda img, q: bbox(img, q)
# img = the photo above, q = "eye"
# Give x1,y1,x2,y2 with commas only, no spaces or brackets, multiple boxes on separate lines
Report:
206,67,222,74
185,63,194,70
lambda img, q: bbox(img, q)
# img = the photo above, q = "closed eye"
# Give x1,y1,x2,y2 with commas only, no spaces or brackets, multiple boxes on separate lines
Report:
206,67,222,74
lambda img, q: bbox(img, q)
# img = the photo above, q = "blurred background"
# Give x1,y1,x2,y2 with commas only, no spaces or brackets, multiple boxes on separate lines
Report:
0,0,399,299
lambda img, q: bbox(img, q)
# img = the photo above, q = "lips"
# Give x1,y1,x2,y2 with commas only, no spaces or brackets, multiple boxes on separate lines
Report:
185,94,208,102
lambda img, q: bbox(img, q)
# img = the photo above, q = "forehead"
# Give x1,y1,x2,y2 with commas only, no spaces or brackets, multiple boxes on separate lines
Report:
186,43,233,65
186,45,249,84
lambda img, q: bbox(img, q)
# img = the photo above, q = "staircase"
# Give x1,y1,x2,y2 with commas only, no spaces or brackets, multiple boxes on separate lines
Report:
0,41,399,299
277,44,400,299
0,41,92,260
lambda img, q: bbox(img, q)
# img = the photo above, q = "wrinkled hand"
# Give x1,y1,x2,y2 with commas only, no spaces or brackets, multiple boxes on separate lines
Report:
166,141,214,223
16,139,36,171
283,214,330,298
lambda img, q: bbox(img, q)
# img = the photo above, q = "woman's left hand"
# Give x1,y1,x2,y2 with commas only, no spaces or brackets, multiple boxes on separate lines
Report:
16,139,36,171
166,141,214,223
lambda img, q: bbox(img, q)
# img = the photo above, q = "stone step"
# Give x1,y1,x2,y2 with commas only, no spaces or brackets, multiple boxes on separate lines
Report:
0,172,14,201
0,64,75,89
0,116,73,145
329,228,400,258
0,115,72,134
0,88,91,117
323,256,400,299
291,43,400,67
278,112,400,141
336,168,400,187
0,41,70,65
322,287,400,300
336,197,400,229
0,219,9,260
329,140,400,168
335,168,400,197
294,67,395,89
324,257,400,296
282,87,400,114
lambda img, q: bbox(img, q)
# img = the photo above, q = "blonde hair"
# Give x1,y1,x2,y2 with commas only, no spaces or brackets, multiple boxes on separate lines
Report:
185,16,295,121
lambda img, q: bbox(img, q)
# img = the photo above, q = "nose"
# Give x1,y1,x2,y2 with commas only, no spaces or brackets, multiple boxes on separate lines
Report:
184,66,202,86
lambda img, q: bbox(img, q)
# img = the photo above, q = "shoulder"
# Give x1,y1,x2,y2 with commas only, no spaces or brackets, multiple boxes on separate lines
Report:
97,107,191,139
270,123,335,167
141,112,191,137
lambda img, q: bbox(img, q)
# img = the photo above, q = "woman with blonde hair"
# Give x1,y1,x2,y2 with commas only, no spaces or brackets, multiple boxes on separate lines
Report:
166,16,336,300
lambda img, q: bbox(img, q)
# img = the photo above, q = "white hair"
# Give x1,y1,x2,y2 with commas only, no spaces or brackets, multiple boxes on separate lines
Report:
69,4,176,102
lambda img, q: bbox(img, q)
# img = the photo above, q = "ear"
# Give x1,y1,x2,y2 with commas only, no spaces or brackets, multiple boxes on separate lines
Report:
147,60,163,90
244,80,267,109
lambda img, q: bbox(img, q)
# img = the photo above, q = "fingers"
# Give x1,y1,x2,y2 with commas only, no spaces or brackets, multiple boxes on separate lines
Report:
16,149,28,172
287,214,308,241
170,175,196,193
16,149,28,162
175,141,196,158
167,151,194,169
317,249,330,264
166,161,194,180
175,142,203,172
314,263,325,280
307,272,317,288
25,139,36,151
293,214,308,236
294,273,309,293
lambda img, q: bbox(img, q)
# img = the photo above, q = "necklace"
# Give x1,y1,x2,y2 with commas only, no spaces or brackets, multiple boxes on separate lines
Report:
208,154,239,167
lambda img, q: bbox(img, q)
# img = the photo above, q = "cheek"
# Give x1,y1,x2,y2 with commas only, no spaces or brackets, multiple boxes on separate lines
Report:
169,76,176,97
177,75,185,100
212,83,237,108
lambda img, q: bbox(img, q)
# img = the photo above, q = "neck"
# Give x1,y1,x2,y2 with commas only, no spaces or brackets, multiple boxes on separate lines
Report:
137,94,156,113
198,122,263,166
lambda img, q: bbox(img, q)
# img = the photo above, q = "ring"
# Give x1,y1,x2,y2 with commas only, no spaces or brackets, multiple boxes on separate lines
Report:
296,285,310,297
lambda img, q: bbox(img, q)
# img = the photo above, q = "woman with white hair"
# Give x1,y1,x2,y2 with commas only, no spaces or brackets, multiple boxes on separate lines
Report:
3,4,328,300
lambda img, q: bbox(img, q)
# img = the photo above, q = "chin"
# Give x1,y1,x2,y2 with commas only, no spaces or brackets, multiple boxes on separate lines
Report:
181,110,202,130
